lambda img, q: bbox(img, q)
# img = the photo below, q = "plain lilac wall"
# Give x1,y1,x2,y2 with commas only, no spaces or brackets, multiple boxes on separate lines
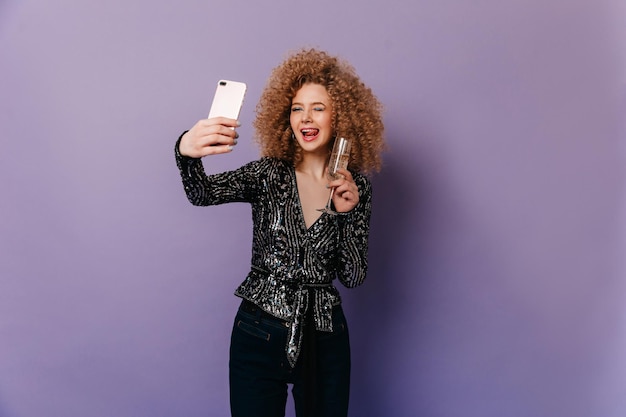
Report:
1,1,625,416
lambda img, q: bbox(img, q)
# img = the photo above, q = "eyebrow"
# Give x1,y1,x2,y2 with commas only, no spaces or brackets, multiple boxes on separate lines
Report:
291,101,327,106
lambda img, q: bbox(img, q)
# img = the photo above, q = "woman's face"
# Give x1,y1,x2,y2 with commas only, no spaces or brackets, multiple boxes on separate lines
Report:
290,83,334,157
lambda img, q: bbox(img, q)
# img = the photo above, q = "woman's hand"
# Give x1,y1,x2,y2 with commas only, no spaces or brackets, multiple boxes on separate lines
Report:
329,168,360,213
179,117,239,158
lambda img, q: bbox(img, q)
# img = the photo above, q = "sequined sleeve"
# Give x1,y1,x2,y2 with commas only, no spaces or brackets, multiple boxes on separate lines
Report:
336,174,372,288
174,134,262,206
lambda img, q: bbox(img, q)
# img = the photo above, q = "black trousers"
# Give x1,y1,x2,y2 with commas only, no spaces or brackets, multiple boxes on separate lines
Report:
229,300,351,417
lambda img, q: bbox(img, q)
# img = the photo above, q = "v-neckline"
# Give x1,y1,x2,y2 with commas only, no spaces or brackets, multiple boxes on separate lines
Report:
291,165,325,232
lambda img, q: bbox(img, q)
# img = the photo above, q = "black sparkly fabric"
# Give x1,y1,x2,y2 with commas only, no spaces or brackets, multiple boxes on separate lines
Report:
175,139,372,367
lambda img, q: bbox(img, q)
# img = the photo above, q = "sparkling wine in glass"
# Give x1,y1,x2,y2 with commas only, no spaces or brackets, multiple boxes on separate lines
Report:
318,137,351,215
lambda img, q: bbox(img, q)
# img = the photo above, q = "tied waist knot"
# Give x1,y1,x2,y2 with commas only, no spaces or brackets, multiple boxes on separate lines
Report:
249,265,334,367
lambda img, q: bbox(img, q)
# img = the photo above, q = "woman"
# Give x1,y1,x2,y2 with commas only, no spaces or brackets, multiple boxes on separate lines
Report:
175,48,385,417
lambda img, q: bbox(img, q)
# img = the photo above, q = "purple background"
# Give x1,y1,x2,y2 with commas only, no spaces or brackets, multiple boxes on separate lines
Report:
1,1,625,416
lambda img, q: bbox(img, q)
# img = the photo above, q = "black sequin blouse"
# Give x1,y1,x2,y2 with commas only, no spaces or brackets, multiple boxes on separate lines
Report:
175,139,372,367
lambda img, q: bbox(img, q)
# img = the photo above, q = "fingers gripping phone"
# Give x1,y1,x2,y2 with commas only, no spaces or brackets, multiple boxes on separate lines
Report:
208,80,247,120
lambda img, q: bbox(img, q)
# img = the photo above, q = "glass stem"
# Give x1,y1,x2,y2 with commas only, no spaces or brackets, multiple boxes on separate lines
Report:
326,187,335,210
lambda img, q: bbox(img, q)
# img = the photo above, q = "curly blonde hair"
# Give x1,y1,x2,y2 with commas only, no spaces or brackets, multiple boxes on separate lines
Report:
253,48,385,174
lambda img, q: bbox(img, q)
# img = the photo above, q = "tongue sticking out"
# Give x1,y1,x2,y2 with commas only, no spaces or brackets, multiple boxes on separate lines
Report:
302,129,319,139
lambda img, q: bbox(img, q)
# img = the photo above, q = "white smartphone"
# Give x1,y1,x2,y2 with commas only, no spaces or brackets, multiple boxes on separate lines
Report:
208,80,247,120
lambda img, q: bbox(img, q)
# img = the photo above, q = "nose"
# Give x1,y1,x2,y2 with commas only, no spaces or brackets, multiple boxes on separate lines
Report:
302,109,312,122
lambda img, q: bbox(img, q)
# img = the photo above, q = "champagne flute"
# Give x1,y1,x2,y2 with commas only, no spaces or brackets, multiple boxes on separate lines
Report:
318,137,351,215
